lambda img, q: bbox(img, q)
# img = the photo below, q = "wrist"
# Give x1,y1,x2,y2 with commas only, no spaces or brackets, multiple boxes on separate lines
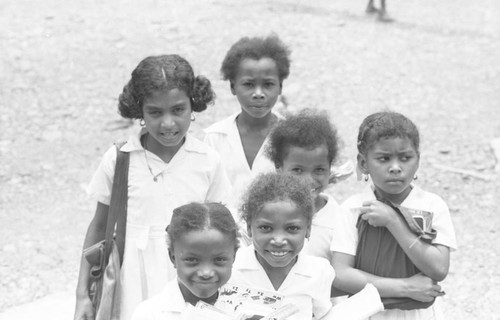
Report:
76,287,90,299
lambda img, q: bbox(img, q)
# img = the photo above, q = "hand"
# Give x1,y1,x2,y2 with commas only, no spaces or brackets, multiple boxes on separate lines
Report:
74,295,95,320
359,200,399,228
404,273,445,302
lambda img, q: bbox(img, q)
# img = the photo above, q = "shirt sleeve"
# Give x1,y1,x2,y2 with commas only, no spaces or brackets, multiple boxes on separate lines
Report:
330,200,359,256
313,259,335,319
86,145,117,206
429,195,458,251
205,150,232,207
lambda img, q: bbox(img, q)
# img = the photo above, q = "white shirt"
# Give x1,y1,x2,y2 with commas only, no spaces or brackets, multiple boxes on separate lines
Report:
228,245,334,320
131,280,190,320
203,112,276,209
303,193,340,263
87,129,231,320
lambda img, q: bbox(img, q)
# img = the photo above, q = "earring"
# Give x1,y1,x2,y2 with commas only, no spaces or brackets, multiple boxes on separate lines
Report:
139,119,145,127
364,174,369,182
414,174,418,180
190,113,196,122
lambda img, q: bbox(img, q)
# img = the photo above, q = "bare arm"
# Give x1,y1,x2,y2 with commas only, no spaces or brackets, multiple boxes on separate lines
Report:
360,200,450,281
331,252,444,302
74,202,109,320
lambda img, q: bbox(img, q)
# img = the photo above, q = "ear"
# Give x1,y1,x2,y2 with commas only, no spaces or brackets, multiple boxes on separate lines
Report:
357,153,369,175
230,82,236,95
305,224,311,239
168,248,176,268
279,82,283,95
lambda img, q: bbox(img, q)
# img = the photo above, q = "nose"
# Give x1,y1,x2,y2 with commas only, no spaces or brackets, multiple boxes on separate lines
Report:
161,113,174,128
197,266,215,279
389,161,402,174
252,85,264,99
270,233,287,246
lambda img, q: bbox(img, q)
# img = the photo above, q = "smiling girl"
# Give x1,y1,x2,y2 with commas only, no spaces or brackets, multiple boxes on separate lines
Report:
228,172,335,320
74,55,230,320
132,202,239,319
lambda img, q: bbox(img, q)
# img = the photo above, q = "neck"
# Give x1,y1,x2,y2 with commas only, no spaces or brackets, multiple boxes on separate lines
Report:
255,250,296,290
142,133,184,163
314,193,327,212
178,282,218,306
374,186,412,205
237,111,277,131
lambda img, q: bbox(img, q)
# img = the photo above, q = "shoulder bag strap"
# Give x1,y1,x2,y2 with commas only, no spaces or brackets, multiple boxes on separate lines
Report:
103,141,129,266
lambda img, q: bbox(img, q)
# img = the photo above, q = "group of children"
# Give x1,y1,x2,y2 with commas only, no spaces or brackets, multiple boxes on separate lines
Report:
74,34,456,320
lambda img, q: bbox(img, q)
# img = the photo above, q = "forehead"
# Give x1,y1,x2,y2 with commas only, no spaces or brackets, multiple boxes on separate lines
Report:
174,229,235,254
235,57,280,79
255,200,307,222
283,144,330,165
142,88,190,107
369,136,417,153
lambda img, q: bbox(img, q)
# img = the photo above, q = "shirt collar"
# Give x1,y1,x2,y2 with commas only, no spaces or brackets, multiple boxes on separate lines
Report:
160,280,189,313
119,127,207,155
366,183,420,205
236,245,315,278
204,111,284,135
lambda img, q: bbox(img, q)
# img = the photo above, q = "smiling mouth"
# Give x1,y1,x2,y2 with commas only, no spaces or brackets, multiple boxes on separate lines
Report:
269,251,289,257
161,131,178,137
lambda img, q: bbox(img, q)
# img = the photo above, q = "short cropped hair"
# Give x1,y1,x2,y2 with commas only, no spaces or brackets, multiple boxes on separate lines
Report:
221,34,291,82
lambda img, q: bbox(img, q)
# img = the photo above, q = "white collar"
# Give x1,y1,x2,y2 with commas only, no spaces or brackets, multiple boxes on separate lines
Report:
119,128,208,155
235,245,316,278
159,280,189,313
204,111,284,135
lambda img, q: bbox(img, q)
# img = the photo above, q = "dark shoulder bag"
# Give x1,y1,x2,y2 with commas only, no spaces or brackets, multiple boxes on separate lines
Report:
83,142,129,320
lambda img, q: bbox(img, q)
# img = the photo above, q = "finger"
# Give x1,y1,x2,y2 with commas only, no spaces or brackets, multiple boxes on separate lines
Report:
432,284,442,292
362,200,376,207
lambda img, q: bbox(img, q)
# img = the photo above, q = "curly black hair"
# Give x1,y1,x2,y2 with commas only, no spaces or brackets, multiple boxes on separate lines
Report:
166,202,239,251
240,172,314,227
357,111,420,156
266,108,340,168
118,55,215,119
220,34,291,82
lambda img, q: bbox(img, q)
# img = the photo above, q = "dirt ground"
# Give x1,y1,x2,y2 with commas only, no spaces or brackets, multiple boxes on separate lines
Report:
1,0,499,318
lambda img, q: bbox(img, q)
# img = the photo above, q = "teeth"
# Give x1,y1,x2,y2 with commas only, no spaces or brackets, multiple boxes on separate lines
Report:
270,251,288,257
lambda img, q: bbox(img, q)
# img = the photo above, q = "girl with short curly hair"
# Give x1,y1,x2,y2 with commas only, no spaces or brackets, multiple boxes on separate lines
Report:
204,34,291,211
74,55,230,320
266,108,342,264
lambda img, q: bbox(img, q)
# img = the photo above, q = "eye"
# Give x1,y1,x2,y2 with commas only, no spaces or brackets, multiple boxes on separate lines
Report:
214,256,229,265
172,106,186,114
400,155,411,162
290,168,303,174
257,225,272,232
183,257,198,265
315,167,327,174
287,225,301,233
242,82,253,88
378,156,389,162
147,110,161,117
264,82,275,88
